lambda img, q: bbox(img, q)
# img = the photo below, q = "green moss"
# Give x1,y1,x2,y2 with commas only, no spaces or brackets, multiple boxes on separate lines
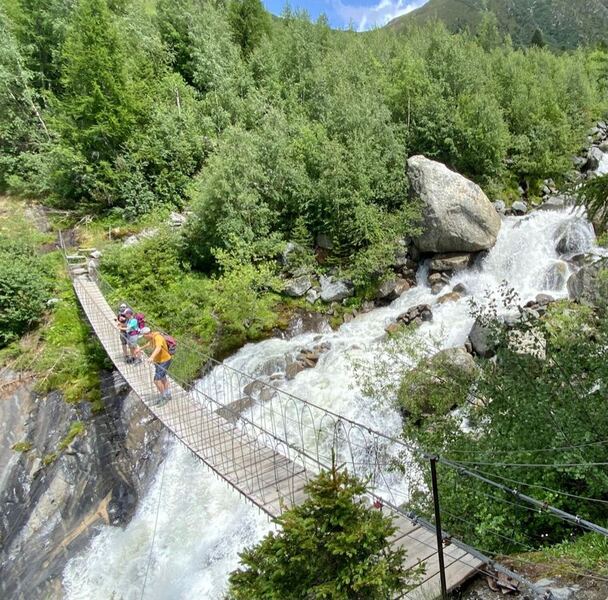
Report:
42,452,58,466
12,441,32,452
58,421,86,451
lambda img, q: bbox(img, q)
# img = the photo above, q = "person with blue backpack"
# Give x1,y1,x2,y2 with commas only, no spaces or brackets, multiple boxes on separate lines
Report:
121,308,145,363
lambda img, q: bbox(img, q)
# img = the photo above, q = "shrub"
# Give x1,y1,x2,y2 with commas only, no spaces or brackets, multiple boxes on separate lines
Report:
228,462,422,599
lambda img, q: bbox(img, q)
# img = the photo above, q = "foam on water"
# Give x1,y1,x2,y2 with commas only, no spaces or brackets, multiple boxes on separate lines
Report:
63,208,603,598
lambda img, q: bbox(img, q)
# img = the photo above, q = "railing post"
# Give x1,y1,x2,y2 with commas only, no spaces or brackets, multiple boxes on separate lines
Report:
430,456,448,599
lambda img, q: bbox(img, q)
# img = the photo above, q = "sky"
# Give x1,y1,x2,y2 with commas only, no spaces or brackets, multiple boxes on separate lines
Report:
262,0,429,32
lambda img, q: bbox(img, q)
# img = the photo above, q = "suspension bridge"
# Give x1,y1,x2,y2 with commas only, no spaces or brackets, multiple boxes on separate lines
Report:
66,249,496,599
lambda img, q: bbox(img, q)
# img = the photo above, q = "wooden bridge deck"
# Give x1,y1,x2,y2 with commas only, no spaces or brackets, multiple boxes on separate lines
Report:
72,275,484,598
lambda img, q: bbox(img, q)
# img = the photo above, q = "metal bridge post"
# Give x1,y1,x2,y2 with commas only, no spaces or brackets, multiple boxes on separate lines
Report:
430,457,448,599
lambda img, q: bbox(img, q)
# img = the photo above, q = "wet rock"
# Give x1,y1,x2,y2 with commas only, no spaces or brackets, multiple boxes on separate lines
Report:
396,304,433,326
319,275,354,303
437,291,462,304
429,252,474,273
284,309,331,338
537,194,569,211
567,258,608,306
542,260,568,291
586,145,605,171
407,155,501,253
511,200,528,215
284,275,312,298
360,300,375,313
554,217,595,256
535,293,555,306
285,361,305,380
468,318,495,358
431,282,445,295
385,322,402,335
376,277,410,303
428,272,444,285
452,283,467,295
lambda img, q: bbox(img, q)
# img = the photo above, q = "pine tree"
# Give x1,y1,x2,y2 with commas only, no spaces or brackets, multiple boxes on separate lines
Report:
57,0,139,200
530,27,546,48
227,0,271,57
228,462,422,599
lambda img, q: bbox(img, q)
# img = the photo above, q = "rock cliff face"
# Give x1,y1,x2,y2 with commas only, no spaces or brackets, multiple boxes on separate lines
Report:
0,370,166,599
408,155,501,253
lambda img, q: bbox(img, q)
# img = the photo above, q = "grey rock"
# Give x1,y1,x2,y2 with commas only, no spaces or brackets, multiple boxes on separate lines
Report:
396,304,432,326
452,283,467,295
586,145,604,171
428,272,443,285
305,288,319,304
511,200,528,215
319,275,353,303
407,155,501,253
437,291,462,304
168,211,187,227
542,260,568,291
535,293,555,306
429,252,473,273
468,318,495,358
285,361,305,380
600,140,608,152
46,297,60,307
89,250,102,259
431,282,444,295
554,217,595,256
284,275,312,298
360,300,375,313
493,200,506,213
376,278,410,303
567,258,608,306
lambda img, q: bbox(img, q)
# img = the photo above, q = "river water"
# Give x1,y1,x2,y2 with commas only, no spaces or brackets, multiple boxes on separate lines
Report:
63,207,602,599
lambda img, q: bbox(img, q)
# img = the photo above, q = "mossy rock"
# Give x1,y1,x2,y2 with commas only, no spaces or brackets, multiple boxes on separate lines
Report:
398,347,478,419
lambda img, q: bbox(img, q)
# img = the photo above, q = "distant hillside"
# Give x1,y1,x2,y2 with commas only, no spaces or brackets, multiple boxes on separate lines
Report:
387,0,608,49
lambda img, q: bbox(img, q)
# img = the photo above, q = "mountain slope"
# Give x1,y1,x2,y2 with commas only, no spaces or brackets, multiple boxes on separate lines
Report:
387,0,608,49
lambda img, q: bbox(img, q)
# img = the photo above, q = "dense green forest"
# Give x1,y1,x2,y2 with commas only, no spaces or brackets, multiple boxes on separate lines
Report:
1,0,607,279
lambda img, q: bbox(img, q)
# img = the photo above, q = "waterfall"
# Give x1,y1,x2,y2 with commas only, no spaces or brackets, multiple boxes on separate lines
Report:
63,207,605,599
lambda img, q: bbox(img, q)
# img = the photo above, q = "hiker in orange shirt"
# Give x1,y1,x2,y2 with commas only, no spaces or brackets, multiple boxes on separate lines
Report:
140,327,172,402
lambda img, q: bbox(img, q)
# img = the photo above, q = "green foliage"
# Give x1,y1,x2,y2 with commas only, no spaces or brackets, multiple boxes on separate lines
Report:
54,0,141,206
57,420,85,450
0,236,52,347
575,173,608,232
228,0,271,57
530,28,546,48
228,463,421,599
12,441,32,452
403,299,608,553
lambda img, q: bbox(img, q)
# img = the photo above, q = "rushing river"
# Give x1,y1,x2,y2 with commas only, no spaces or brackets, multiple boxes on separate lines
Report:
63,207,603,599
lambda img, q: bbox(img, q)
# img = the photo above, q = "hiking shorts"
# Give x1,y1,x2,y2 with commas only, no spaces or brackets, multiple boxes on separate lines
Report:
154,359,172,381
126,334,140,348
119,331,128,347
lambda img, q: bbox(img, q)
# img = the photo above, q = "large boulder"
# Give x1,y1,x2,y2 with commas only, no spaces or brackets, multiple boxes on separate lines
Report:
554,217,595,256
319,275,354,303
376,278,410,304
567,258,608,307
407,156,501,253
284,275,312,298
468,318,496,358
429,252,474,273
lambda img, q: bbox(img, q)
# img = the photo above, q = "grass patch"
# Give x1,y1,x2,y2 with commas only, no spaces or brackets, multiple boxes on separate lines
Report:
58,421,86,451
512,533,608,577
12,441,32,452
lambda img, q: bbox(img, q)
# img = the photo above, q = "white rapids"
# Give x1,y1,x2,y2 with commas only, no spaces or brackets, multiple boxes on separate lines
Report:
62,207,604,599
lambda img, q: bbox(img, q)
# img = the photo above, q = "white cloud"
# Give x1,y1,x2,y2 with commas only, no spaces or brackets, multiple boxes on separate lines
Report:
332,0,427,31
